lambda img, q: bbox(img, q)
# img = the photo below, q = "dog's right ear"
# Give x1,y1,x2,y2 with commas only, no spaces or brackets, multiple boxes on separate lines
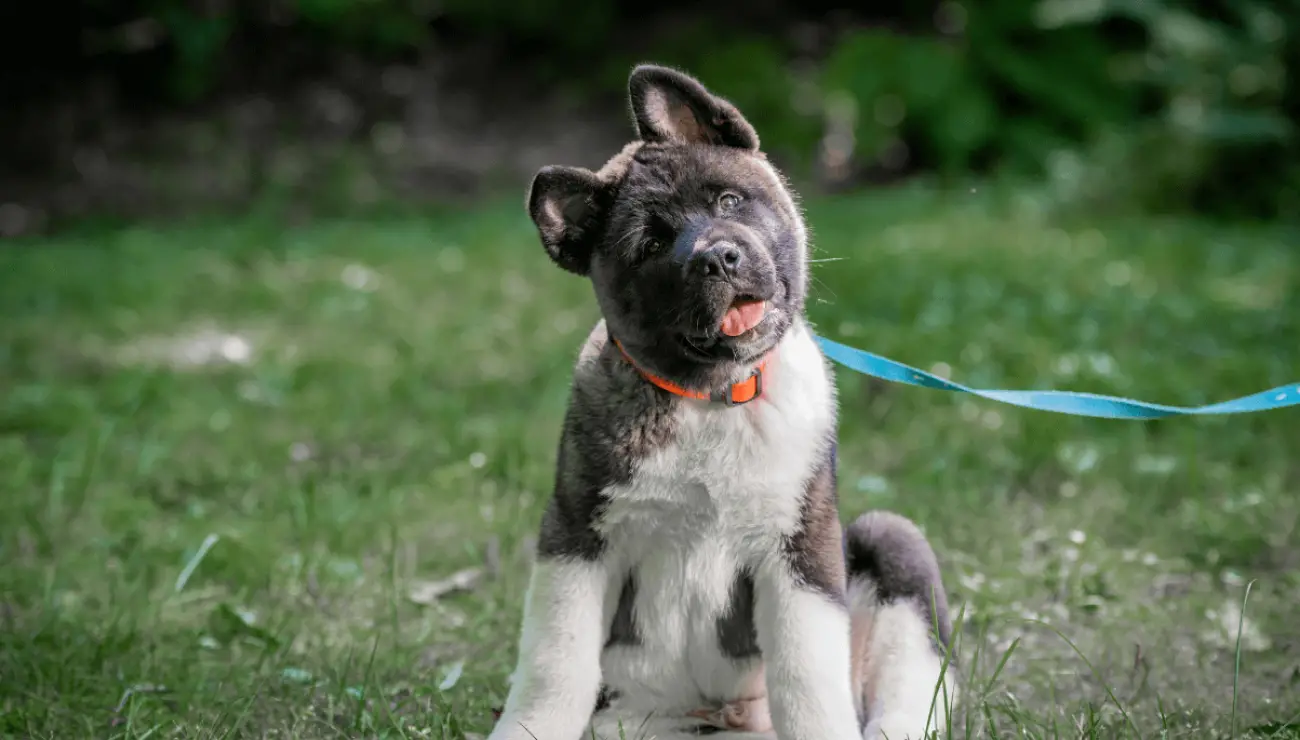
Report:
527,165,613,276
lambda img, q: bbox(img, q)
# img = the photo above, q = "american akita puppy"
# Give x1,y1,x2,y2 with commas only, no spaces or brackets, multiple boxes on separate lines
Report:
487,64,956,740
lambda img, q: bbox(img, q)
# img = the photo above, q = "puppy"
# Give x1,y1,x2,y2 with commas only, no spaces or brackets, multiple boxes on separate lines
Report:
487,64,956,740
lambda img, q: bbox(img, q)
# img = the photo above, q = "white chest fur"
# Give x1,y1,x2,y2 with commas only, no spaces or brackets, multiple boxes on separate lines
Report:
594,319,838,710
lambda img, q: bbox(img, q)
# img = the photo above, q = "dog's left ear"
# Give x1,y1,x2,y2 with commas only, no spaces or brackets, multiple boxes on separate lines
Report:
527,165,614,277
628,64,760,151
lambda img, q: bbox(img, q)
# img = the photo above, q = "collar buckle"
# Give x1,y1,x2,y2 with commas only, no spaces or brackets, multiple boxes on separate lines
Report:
711,366,764,406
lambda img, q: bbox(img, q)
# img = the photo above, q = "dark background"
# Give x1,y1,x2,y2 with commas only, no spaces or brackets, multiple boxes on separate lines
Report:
1,0,1297,235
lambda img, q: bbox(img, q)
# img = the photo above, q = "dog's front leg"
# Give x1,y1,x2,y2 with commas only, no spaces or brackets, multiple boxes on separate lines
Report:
488,555,608,740
753,463,862,740
754,558,861,740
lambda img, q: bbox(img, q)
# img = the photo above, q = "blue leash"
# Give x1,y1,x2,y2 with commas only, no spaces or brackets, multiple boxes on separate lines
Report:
815,336,1300,419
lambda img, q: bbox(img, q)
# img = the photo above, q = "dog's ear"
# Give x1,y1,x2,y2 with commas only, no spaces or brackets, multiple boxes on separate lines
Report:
527,165,613,276
628,64,759,151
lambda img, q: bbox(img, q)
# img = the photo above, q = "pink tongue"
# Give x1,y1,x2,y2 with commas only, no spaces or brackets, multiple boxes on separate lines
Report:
720,300,767,337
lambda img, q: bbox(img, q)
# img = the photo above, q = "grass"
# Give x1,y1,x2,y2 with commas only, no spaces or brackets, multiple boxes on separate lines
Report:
1,182,1298,739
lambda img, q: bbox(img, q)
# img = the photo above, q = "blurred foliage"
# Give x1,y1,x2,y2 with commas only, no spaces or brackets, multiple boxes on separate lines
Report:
815,0,1299,217
16,0,1300,217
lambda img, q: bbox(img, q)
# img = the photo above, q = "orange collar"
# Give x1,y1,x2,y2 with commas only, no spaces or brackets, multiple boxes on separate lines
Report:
612,338,768,406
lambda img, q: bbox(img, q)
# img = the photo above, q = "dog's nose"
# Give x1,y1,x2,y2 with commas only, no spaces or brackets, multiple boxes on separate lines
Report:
692,241,743,279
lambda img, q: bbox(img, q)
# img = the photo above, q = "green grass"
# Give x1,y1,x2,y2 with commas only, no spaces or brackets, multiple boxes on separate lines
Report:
2,183,1298,739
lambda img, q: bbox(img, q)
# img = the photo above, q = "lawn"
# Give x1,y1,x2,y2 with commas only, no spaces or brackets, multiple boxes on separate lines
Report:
1,183,1298,739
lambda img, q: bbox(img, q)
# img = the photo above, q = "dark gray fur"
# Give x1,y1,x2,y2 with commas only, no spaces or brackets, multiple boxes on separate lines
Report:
844,510,953,652
528,64,808,398
536,330,678,560
781,436,849,606
593,686,621,713
714,569,760,660
589,142,806,393
606,571,641,646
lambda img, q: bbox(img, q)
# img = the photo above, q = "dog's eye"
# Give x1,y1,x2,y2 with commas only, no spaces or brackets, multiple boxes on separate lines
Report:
645,237,663,252
718,191,743,212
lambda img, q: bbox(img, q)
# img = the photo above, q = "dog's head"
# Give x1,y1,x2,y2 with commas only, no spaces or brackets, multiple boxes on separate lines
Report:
526,64,809,388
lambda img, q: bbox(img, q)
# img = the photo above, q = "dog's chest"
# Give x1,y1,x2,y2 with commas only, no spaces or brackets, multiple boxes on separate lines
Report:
600,324,834,542
594,325,835,707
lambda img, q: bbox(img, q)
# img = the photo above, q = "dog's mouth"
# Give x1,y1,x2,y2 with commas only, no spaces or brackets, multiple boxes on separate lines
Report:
719,296,768,337
674,288,783,362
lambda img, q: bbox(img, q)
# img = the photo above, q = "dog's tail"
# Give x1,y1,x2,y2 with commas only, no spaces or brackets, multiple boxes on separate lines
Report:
844,510,957,740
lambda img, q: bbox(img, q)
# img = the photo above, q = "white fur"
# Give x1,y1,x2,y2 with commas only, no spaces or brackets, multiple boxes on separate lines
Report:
852,581,957,740
753,562,862,740
488,559,609,740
